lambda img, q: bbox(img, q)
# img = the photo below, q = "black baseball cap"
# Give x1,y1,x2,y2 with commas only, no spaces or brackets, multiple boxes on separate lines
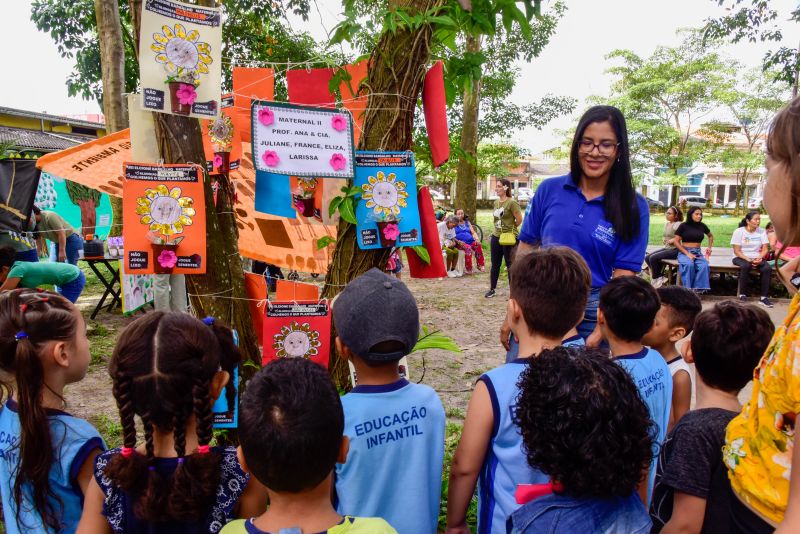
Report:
333,268,419,362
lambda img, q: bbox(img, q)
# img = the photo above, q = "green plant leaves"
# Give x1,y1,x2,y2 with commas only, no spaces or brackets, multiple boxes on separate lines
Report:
316,236,337,250
411,326,461,353
411,245,431,265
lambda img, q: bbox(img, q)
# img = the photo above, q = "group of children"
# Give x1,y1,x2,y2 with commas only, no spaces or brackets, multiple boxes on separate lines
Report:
0,243,777,533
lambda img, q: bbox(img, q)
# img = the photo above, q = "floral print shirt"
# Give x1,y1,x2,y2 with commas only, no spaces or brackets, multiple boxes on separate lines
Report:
724,292,800,524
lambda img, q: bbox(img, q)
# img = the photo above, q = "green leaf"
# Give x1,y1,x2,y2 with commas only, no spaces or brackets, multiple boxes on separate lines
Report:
346,186,363,197
316,236,337,250
328,196,344,218
410,245,431,265
339,197,358,224
411,329,461,353
429,15,456,27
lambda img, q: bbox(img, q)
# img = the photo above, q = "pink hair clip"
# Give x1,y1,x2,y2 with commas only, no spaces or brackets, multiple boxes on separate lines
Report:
19,304,27,312
196,445,211,454
120,447,135,458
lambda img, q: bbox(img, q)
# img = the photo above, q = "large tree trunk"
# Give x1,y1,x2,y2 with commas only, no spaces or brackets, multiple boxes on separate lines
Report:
76,198,98,236
95,0,127,237
129,0,260,372
322,0,445,388
454,34,482,222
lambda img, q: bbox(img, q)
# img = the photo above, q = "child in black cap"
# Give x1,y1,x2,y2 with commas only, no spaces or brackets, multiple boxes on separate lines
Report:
333,268,446,534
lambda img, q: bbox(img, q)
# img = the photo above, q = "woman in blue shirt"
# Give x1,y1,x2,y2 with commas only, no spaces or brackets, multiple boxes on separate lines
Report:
453,209,485,274
507,106,649,348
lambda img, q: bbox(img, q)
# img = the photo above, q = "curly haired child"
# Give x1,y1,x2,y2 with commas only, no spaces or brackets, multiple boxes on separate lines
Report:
77,312,267,534
0,289,105,533
508,346,654,533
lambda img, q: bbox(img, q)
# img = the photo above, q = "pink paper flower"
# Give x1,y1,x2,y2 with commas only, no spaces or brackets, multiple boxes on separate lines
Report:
329,153,347,171
213,154,223,169
331,114,347,132
383,223,400,241
258,107,275,126
262,150,280,167
176,84,197,106
157,250,178,269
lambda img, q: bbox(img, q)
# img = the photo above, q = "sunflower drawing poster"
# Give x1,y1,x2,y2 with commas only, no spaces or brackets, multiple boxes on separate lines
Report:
122,163,206,274
354,151,422,250
139,0,222,118
262,302,331,369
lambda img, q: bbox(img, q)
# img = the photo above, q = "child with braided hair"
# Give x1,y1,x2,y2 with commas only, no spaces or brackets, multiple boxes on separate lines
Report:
77,312,267,534
0,288,104,533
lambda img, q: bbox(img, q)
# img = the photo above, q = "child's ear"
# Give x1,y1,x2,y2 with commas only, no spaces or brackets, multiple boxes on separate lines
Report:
597,309,606,326
337,435,350,464
236,446,250,474
210,370,230,400
682,340,694,364
507,298,522,325
48,341,70,369
668,326,686,344
335,337,353,362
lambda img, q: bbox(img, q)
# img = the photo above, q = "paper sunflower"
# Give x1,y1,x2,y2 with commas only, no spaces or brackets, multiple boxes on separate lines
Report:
361,171,408,218
136,184,196,236
151,24,213,77
272,322,321,359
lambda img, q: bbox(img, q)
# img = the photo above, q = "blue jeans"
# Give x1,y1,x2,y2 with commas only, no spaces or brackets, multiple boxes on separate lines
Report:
52,233,83,265
677,247,710,289
14,248,38,263
504,287,601,362
57,270,85,303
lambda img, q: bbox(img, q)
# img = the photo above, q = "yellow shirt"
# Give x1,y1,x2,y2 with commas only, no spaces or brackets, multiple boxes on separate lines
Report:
724,292,800,524
220,516,397,534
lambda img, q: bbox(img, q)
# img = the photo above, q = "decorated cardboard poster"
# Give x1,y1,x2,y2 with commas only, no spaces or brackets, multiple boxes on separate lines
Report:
262,302,330,369
251,101,355,178
35,172,114,238
212,367,238,427
139,0,222,118
122,163,206,274
202,94,242,174
213,330,239,428
354,152,422,250
119,265,155,314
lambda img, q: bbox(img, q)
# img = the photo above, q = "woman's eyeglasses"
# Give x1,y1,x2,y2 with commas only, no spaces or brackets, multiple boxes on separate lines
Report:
578,139,619,156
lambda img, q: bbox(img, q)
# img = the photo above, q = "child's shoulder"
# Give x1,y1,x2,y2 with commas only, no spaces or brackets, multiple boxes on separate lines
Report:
673,408,737,438
343,380,443,412
333,516,398,533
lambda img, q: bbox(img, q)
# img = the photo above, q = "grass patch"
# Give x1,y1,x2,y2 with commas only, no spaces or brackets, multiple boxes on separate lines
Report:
90,414,123,449
446,407,465,420
87,321,116,366
439,422,478,532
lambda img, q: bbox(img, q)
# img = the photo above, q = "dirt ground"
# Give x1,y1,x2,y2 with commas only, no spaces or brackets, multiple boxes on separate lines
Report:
64,269,793,433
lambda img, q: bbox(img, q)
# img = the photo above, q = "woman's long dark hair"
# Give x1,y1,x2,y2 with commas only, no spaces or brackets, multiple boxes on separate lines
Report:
570,105,640,241
668,205,684,222
0,289,78,532
103,312,241,523
684,206,704,226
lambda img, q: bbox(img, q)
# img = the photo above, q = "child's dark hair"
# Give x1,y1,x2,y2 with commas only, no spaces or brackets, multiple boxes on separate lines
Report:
599,276,660,342
238,358,343,492
0,289,78,531
103,311,241,523
0,246,16,270
691,301,774,393
509,247,591,339
514,346,654,497
657,286,702,335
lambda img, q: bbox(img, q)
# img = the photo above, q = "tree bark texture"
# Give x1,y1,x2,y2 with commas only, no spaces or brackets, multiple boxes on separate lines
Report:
322,0,445,388
129,0,260,373
454,34,481,223
95,0,127,237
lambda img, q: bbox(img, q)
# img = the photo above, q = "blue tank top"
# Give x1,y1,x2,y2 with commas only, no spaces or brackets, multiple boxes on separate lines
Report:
478,361,548,534
454,223,474,244
0,398,105,534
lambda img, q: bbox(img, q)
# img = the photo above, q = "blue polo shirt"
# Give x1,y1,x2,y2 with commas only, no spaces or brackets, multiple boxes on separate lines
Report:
519,175,649,288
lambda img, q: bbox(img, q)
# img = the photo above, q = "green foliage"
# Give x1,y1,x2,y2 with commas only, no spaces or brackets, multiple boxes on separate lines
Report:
604,31,732,189
704,1,800,89
412,325,461,354
316,236,337,250
30,0,334,104
439,422,477,532
410,245,431,265
89,414,123,449
329,185,362,225
65,180,101,205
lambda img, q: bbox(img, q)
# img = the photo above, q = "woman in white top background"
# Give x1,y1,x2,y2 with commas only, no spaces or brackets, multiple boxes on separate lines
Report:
731,210,773,307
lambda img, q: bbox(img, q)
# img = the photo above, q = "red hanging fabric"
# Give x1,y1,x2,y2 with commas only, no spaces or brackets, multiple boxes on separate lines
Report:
287,68,336,107
339,60,369,146
422,61,450,168
233,67,275,142
407,186,447,278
